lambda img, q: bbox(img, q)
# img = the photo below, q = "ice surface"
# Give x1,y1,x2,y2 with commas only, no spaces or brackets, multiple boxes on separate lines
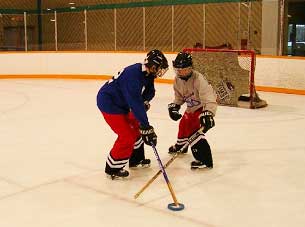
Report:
0,79,305,227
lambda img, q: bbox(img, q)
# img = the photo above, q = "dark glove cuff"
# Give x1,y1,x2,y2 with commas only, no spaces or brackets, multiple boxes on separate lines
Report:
168,103,180,110
201,110,214,117
140,125,154,134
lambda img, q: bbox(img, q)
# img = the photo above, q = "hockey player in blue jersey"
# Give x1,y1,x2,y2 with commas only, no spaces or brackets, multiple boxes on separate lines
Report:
97,50,169,179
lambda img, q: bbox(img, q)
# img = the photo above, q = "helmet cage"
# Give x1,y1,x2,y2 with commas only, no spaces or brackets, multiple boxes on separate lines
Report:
155,67,169,78
174,66,193,78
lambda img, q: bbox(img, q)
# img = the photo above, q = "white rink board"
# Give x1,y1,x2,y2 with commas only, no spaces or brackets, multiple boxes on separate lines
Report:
0,52,304,90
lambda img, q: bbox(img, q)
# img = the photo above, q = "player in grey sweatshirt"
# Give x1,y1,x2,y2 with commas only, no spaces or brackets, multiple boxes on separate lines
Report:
168,52,217,169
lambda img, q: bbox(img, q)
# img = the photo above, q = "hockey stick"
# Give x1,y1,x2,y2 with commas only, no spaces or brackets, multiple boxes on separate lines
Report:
134,127,204,199
150,143,184,211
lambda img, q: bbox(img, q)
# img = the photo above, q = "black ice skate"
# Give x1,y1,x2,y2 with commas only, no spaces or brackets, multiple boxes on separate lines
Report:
168,144,188,154
106,169,129,180
129,159,151,168
190,160,213,170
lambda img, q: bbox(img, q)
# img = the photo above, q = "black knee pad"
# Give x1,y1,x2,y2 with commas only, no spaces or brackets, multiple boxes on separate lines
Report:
191,138,213,167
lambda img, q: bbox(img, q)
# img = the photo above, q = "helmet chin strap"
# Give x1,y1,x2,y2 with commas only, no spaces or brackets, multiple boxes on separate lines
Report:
178,71,193,81
145,65,155,77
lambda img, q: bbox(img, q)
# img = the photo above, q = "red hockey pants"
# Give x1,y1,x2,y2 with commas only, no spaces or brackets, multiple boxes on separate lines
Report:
102,112,140,160
178,107,202,138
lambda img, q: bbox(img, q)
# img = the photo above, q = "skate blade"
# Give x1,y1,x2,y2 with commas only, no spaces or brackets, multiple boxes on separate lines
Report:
191,166,213,170
106,174,129,180
129,163,151,169
168,151,188,156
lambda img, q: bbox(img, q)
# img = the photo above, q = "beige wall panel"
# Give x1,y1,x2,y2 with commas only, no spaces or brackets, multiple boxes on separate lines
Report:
41,0,150,10
145,6,172,52
57,12,85,50
78,0,151,6
41,0,66,9
0,1,263,52
116,8,143,51
0,14,27,49
41,0,92,9
25,14,38,50
250,1,262,53
41,13,56,50
205,3,239,49
237,1,262,52
239,2,249,40
174,4,204,51
0,1,35,9
0,17,3,45
87,10,114,50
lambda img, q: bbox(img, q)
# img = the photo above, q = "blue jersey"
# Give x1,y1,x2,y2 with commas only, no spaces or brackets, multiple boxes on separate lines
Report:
97,63,155,127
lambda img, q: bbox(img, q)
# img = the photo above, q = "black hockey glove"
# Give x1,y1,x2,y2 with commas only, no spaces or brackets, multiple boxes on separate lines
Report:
140,125,157,146
168,103,182,121
200,110,215,133
144,101,150,112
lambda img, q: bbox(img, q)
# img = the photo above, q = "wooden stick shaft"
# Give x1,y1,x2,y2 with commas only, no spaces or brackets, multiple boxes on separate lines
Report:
166,181,179,205
151,143,180,205
134,127,204,199
134,153,178,199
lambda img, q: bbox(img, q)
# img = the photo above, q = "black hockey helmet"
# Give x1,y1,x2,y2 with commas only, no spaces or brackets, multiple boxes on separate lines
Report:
145,49,168,69
144,49,169,77
173,52,193,80
172,52,193,68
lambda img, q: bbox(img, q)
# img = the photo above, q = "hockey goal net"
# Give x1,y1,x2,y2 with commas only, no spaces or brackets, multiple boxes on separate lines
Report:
183,48,267,109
